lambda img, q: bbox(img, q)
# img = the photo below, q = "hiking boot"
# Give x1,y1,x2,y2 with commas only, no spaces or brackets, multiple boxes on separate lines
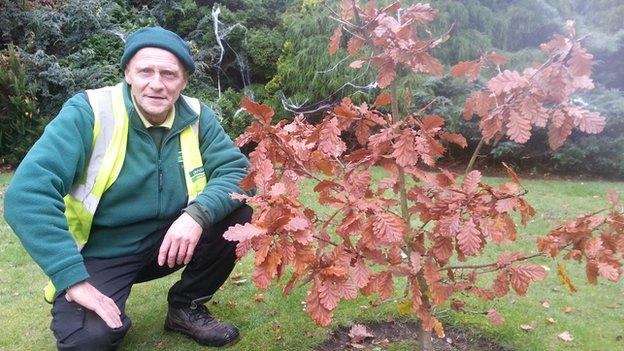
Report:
164,304,240,347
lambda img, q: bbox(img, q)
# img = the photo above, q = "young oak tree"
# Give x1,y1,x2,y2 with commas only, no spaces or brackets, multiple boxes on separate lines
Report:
223,1,622,350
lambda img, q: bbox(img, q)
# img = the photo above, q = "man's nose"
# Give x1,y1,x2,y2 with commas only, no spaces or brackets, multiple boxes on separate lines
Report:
148,74,165,89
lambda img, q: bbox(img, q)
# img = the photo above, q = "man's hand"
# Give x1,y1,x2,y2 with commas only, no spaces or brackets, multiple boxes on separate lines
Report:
65,281,122,329
158,212,203,268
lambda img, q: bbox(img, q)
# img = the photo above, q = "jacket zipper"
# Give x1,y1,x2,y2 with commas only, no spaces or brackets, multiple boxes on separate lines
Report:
130,110,199,218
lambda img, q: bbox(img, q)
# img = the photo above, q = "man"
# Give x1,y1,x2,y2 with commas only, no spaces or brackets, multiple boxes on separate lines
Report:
3,26,251,350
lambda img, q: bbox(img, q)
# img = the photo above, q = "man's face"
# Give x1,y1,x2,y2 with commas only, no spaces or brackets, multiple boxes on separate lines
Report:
124,47,188,125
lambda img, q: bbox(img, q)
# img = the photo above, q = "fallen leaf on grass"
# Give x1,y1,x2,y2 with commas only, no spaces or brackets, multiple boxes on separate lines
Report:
273,320,282,340
396,299,412,315
349,324,374,343
433,319,445,338
557,263,577,293
231,278,247,286
372,338,389,346
564,306,573,314
520,321,538,331
487,309,505,326
546,317,556,324
230,272,247,286
369,300,382,307
541,300,550,308
558,331,574,342
252,294,265,302
451,299,466,312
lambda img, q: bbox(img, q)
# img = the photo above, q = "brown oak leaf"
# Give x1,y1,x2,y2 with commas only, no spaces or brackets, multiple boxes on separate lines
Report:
347,37,365,56
486,52,508,65
509,265,547,295
558,331,574,342
391,130,418,167
328,26,342,55
457,219,482,256
241,97,274,125
348,324,374,343
306,283,333,326
223,223,266,242
487,70,528,95
450,60,482,82
506,108,532,143
318,118,346,157
376,60,397,88
373,92,393,107
463,170,482,194
372,211,406,243
487,309,505,326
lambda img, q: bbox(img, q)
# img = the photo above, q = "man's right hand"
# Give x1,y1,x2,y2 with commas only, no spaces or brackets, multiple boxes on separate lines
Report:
65,281,122,329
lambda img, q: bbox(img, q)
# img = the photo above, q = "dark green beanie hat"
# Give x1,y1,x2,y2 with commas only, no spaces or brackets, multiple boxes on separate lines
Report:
121,26,195,73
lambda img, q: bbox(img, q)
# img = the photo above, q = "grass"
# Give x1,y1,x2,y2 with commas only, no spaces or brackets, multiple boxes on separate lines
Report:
1,171,623,350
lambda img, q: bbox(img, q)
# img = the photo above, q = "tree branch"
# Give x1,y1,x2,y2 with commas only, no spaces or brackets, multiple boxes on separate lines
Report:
440,252,545,272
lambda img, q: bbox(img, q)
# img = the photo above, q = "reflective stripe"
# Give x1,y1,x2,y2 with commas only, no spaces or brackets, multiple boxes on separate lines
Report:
82,193,100,214
180,122,206,203
191,118,199,136
180,95,206,203
69,87,116,206
182,94,201,116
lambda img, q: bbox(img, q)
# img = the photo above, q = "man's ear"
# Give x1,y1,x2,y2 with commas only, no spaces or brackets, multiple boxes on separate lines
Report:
124,67,132,85
182,71,189,90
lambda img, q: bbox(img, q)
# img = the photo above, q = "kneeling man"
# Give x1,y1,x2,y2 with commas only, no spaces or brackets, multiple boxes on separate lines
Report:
4,26,251,350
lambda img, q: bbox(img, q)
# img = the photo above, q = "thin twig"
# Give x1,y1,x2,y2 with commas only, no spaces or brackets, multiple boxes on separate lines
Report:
320,208,343,230
440,252,545,272
312,234,343,248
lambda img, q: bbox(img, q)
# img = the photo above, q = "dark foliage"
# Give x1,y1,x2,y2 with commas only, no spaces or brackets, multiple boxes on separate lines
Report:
1,0,622,178
0,45,45,166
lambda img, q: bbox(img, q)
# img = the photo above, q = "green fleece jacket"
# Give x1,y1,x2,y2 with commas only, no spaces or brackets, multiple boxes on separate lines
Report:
3,82,249,294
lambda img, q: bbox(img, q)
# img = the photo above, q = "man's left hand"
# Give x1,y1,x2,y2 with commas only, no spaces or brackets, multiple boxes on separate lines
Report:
158,212,203,268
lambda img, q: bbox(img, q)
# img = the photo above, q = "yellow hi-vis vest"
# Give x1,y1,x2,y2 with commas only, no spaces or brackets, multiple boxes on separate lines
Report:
43,83,207,303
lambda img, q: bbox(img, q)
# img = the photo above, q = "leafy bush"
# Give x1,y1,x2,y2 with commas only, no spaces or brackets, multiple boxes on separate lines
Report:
550,88,624,178
214,87,248,138
0,45,45,166
247,28,283,81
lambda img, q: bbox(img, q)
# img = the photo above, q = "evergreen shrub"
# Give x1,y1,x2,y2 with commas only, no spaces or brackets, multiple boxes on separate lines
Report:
0,45,45,166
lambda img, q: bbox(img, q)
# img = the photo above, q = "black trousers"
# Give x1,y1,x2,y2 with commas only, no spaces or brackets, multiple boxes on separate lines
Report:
50,205,252,351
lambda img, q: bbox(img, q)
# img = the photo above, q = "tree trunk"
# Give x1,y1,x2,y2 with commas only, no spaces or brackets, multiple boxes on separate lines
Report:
419,327,433,350
465,136,485,175
390,83,410,224
390,82,434,351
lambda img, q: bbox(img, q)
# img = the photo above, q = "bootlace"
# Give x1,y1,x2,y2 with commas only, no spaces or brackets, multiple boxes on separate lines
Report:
188,305,216,327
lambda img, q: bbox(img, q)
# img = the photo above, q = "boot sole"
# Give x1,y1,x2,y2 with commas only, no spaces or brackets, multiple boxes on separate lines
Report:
164,319,240,347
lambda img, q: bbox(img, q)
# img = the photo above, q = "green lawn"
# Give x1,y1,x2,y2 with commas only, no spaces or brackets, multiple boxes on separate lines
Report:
1,172,623,350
